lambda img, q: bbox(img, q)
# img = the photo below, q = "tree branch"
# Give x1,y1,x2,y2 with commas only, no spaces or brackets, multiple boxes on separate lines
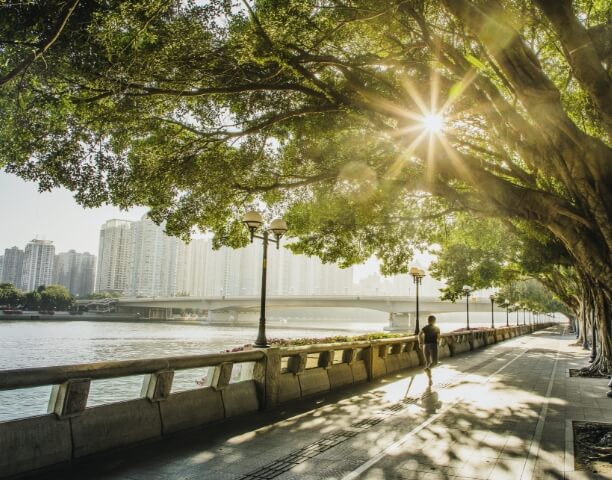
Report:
0,0,80,86
535,0,612,137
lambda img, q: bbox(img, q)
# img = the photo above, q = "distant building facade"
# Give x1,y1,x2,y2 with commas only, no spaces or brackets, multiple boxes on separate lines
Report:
1,247,24,287
53,250,97,297
95,220,134,293
172,237,355,298
20,240,55,291
126,216,179,297
176,239,209,297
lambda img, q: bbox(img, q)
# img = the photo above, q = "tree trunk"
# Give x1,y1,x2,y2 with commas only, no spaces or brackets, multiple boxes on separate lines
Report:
575,298,588,347
581,285,612,375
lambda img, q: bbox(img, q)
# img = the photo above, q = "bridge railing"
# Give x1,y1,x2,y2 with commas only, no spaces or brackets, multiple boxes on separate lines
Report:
0,323,553,479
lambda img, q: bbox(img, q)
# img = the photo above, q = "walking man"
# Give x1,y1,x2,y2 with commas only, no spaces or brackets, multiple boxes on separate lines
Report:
419,315,440,384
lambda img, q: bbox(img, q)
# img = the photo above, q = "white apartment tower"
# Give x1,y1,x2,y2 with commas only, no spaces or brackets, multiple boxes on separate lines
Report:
54,250,97,297
1,247,24,287
126,216,179,297
20,240,55,291
95,220,133,293
176,239,209,296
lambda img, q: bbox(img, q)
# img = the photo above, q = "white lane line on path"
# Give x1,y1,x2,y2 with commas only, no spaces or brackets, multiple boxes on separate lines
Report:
342,343,532,480
520,344,560,480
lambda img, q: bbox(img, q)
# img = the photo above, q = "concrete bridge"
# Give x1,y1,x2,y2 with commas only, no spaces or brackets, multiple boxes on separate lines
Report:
80,295,507,330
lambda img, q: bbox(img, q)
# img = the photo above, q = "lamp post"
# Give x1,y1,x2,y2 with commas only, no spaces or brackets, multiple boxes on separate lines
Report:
489,294,496,329
514,304,520,326
503,300,510,327
462,285,472,330
409,267,426,334
243,211,288,348
522,305,526,325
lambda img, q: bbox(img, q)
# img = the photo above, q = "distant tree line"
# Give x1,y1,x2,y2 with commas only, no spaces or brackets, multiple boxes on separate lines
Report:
0,283,74,311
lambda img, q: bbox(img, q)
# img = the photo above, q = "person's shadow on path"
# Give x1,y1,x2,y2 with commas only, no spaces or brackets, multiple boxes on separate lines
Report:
420,386,442,414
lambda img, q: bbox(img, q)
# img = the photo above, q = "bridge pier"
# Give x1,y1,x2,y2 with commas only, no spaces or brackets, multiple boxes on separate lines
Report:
385,312,415,332
384,312,436,332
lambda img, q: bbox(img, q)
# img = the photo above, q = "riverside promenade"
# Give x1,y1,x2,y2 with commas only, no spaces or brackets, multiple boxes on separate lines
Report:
25,325,610,480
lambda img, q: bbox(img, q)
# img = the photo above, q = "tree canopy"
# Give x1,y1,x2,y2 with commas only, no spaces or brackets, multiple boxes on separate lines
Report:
39,285,74,310
0,0,610,370
0,283,24,308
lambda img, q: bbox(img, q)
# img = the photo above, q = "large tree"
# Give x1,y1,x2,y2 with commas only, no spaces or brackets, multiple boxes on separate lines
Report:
0,283,24,308
39,285,74,311
0,0,610,370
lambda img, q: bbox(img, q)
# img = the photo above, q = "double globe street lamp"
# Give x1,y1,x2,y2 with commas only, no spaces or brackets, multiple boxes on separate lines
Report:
243,211,288,348
409,267,426,334
462,285,472,330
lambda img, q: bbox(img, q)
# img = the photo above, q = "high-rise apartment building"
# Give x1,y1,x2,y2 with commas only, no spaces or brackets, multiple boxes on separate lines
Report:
95,220,134,293
126,216,179,297
201,245,233,296
20,240,55,291
1,247,24,287
176,239,210,296
93,216,357,298
53,250,97,297
179,238,354,297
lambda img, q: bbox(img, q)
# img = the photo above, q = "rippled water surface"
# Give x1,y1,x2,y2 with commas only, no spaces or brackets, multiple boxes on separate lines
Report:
0,314,504,421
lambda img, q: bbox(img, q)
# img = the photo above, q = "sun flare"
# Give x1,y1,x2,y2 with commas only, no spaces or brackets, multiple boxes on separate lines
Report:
423,113,444,133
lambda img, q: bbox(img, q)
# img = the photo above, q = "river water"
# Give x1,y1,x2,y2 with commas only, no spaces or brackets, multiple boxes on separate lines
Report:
0,314,510,421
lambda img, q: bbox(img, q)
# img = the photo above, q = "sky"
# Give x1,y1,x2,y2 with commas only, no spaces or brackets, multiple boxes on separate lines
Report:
0,172,147,254
0,171,438,284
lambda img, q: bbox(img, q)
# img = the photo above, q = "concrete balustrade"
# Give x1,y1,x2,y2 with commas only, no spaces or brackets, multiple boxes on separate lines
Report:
0,323,552,479
472,331,487,349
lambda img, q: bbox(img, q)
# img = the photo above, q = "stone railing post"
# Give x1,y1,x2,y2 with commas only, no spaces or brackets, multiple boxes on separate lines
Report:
253,347,279,410
366,343,388,380
141,370,174,402
48,378,91,419
287,353,307,374
364,345,374,381
342,348,357,364
318,350,334,369
210,362,233,390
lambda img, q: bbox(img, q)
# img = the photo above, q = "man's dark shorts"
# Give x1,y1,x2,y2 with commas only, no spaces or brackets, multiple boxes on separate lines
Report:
424,343,438,369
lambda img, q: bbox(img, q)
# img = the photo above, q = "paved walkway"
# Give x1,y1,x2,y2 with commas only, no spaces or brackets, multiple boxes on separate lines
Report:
31,325,611,480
